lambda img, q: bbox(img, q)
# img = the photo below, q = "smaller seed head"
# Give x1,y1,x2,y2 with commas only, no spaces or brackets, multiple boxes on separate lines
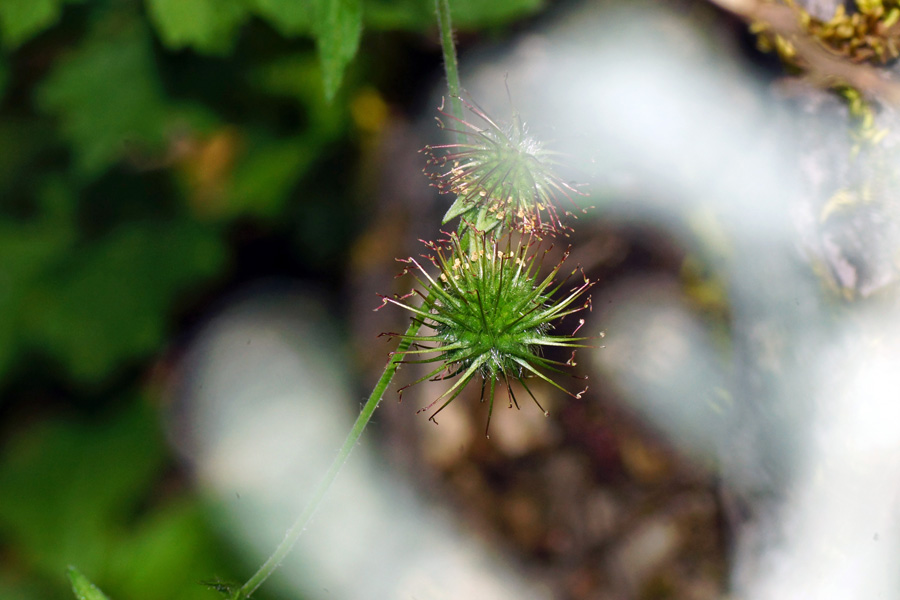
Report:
423,96,585,240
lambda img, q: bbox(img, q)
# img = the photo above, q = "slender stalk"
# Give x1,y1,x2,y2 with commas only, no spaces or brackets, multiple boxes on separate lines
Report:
231,6,464,599
435,0,464,131
232,318,419,600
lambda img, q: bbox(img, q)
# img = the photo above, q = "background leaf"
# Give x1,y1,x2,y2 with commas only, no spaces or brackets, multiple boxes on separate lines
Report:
36,19,171,178
0,219,74,381
145,0,248,54
249,0,313,36
450,0,543,26
313,0,363,101
21,221,225,383
0,402,233,600
364,0,544,30
67,567,110,600
0,0,64,49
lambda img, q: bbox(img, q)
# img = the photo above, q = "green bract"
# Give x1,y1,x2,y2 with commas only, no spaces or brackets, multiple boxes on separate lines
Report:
379,231,592,436
422,96,583,239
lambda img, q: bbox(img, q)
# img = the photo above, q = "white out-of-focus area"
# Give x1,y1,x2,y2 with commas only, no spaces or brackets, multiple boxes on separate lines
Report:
461,1,900,598
590,276,728,463
736,314,900,600
166,285,551,600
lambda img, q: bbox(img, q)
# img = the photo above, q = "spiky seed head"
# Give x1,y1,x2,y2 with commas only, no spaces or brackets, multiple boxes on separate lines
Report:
422,96,584,241
378,230,593,437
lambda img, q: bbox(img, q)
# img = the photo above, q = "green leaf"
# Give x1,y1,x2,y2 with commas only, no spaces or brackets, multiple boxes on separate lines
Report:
473,205,501,233
0,118,54,191
67,567,110,600
450,0,543,27
0,219,73,381
112,501,226,600
364,0,431,30
225,137,315,218
0,403,165,573
0,0,63,49
442,195,472,224
248,54,348,137
249,0,313,35
364,0,543,30
36,21,169,177
20,222,225,382
313,0,362,101
0,402,231,600
145,0,248,53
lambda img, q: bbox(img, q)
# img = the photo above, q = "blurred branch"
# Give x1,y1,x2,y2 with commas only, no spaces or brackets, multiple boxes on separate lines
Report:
706,0,900,104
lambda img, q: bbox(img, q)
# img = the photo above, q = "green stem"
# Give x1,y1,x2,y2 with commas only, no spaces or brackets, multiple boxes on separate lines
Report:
435,0,464,131
435,0,471,247
233,318,420,600
232,7,465,599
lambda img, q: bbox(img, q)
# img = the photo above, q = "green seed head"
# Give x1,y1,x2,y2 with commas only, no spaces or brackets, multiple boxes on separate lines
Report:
378,230,593,436
422,96,584,240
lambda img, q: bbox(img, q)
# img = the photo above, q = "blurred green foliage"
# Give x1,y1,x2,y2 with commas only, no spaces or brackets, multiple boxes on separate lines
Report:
68,566,111,600
0,0,545,598
0,401,230,600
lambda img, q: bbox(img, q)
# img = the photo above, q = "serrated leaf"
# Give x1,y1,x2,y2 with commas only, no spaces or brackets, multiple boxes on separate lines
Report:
67,567,110,600
145,0,248,53
36,21,169,177
0,0,63,49
313,0,362,101
442,195,473,224
249,0,313,35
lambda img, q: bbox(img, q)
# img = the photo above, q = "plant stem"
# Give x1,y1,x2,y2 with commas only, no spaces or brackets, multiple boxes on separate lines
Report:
233,7,464,599
233,318,419,600
435,0,464,130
